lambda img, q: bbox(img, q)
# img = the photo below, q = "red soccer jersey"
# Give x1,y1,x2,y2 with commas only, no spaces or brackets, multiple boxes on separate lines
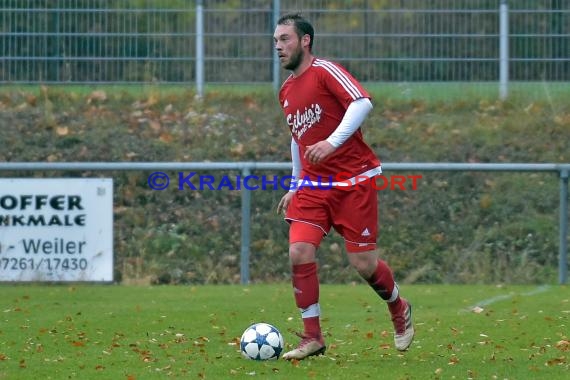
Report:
279,57,381,182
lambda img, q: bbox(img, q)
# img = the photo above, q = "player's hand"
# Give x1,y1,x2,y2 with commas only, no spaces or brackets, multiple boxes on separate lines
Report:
277,192,294,215
305,141,335,164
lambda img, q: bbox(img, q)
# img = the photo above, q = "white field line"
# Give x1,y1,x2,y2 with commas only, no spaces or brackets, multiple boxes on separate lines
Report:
460,284,551,313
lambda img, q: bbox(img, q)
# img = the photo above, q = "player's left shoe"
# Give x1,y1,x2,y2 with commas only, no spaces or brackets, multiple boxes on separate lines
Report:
390,298,415,351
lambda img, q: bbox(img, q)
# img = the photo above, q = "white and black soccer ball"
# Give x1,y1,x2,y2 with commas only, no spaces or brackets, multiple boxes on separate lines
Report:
240,322,284,360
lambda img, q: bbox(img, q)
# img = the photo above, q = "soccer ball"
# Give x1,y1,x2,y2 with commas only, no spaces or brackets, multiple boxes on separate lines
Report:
240,322,284,360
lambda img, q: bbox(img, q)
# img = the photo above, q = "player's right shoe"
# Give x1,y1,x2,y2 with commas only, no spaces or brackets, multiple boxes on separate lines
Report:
390,298,415,351
282,333,326,360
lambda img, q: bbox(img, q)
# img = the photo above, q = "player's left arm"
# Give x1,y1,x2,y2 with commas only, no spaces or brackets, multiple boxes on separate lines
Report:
305,97,373,164
326,97,373,148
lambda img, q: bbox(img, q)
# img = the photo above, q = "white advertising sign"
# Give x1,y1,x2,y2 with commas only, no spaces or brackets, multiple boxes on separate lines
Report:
0,178,113,282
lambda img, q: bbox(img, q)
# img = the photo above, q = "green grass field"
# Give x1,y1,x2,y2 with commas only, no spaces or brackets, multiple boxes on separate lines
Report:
0,284,567,379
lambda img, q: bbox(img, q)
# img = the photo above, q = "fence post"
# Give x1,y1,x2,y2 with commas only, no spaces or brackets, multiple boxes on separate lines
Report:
51,0,61,81
499,0,509,100
240,167,252,284
560,169,569,284
196,0,205,98
272,0,281,92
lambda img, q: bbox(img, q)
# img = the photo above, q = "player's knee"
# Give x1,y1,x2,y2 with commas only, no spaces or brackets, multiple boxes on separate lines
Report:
289,242,317,265
348,251,377,278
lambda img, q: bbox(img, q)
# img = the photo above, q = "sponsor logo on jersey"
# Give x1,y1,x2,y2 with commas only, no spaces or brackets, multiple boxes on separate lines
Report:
286,103,323,139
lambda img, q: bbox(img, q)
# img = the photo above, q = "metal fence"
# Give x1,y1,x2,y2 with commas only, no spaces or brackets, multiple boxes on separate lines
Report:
1,0,569,93
0,161,568,285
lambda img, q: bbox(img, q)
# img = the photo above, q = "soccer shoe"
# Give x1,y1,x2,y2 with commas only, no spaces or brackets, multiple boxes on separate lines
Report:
390,298,415,351
282,333,326,360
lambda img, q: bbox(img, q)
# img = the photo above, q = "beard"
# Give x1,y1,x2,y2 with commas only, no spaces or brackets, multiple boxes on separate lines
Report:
283,46,304,71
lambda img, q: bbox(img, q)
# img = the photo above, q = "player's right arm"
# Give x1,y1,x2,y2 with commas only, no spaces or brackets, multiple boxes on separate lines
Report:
277,138,301,214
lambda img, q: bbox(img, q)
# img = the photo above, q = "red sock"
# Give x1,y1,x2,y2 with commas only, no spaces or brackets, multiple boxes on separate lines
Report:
367,260,401,309
292,262,321,338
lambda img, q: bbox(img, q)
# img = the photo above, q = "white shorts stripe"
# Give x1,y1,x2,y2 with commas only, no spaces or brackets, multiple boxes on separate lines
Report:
284,218,328,235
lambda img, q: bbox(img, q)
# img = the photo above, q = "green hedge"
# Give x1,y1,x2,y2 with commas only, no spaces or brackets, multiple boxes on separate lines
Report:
1,85,568,284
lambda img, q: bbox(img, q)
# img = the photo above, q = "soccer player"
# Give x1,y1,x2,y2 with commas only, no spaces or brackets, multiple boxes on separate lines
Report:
274,14,415,360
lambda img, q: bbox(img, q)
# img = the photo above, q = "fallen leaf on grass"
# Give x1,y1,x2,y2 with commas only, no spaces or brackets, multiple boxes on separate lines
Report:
56,126,69,136
159,132,173,143
16,102,28,111
228,337,240,346
26,94,37,106
479,194,493,209
230,143,244,155
545,356,566,366
149,119,161,132
448,356,459,365
431,233,445,242
193,336,210,346
555,340,569,351
132,95,159,110
86,90,107,104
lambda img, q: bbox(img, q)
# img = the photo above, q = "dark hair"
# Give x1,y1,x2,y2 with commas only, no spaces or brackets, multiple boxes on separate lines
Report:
277,13,314,51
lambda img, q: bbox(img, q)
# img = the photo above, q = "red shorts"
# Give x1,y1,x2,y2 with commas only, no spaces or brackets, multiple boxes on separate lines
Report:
285,183,378,253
